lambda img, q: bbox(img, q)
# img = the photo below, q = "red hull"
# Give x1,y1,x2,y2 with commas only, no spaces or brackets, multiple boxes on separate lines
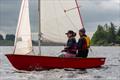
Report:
5,54,106,71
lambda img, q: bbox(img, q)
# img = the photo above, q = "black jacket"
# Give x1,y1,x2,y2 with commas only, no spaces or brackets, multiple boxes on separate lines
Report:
77,35,89,58
77,37,86,50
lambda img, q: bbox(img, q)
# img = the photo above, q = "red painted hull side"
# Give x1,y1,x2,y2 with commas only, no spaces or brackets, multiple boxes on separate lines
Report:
5,54,106,71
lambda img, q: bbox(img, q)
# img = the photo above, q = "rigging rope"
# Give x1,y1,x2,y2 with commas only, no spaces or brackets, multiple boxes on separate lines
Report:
75,0,84,28
59,0,79,31
42,0,82,42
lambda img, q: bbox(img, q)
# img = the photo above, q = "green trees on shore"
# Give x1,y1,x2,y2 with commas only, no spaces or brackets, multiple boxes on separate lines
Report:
91,22,120,46
0,34,15,46
0,34,64,46
0,34,4,40
0,22,120,46
0,34,15,41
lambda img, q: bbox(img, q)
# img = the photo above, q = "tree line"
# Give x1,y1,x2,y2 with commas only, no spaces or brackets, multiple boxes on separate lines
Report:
1,22,120,46
91,22,120,46
0,34,15,41
0,34,64,46
0,34,15,46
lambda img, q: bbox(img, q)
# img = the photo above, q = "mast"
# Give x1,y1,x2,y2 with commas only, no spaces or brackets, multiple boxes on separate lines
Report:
38,0,41,55
75,0,84,28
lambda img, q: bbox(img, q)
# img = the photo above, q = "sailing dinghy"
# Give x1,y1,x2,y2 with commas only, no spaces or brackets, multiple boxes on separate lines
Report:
5,0,105,71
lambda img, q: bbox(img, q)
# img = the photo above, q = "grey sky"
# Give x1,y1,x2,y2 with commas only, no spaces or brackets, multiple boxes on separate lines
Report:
0,0,120,40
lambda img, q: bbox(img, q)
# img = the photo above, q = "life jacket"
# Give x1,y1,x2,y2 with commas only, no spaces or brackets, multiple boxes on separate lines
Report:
81,36,90,50
84,36,90,48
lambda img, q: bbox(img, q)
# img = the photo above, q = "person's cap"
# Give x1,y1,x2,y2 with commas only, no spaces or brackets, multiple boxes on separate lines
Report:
79,28,86,34
66,30,76,37
65,30,75,35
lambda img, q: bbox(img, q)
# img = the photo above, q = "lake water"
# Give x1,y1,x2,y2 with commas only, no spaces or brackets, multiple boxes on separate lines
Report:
0,46,120,80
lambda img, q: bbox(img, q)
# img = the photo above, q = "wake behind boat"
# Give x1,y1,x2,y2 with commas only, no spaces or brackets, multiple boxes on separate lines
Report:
5,0,106,71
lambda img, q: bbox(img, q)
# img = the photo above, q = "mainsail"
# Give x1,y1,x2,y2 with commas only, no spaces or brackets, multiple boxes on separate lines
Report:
41,0,84,43
14,0,32,54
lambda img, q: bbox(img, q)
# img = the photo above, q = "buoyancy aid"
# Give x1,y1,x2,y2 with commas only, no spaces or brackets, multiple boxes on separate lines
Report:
78,35,90,51
84,36,90,48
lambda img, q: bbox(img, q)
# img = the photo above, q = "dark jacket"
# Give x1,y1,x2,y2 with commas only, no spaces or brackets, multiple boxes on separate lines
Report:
77,35,89,58
63,38,77,54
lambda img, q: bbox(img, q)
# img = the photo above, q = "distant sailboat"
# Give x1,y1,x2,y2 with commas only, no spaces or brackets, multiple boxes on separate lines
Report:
5,0,105,71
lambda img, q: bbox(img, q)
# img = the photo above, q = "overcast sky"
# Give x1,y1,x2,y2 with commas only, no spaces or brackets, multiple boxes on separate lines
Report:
0,0,120,40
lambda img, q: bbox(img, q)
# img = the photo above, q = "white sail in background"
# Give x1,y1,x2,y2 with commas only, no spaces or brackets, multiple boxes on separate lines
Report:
41,0,83,43
14,0,32,54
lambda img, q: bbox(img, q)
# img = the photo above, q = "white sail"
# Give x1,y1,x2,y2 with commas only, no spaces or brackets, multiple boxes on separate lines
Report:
14,0,32,54
41,0,83,43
